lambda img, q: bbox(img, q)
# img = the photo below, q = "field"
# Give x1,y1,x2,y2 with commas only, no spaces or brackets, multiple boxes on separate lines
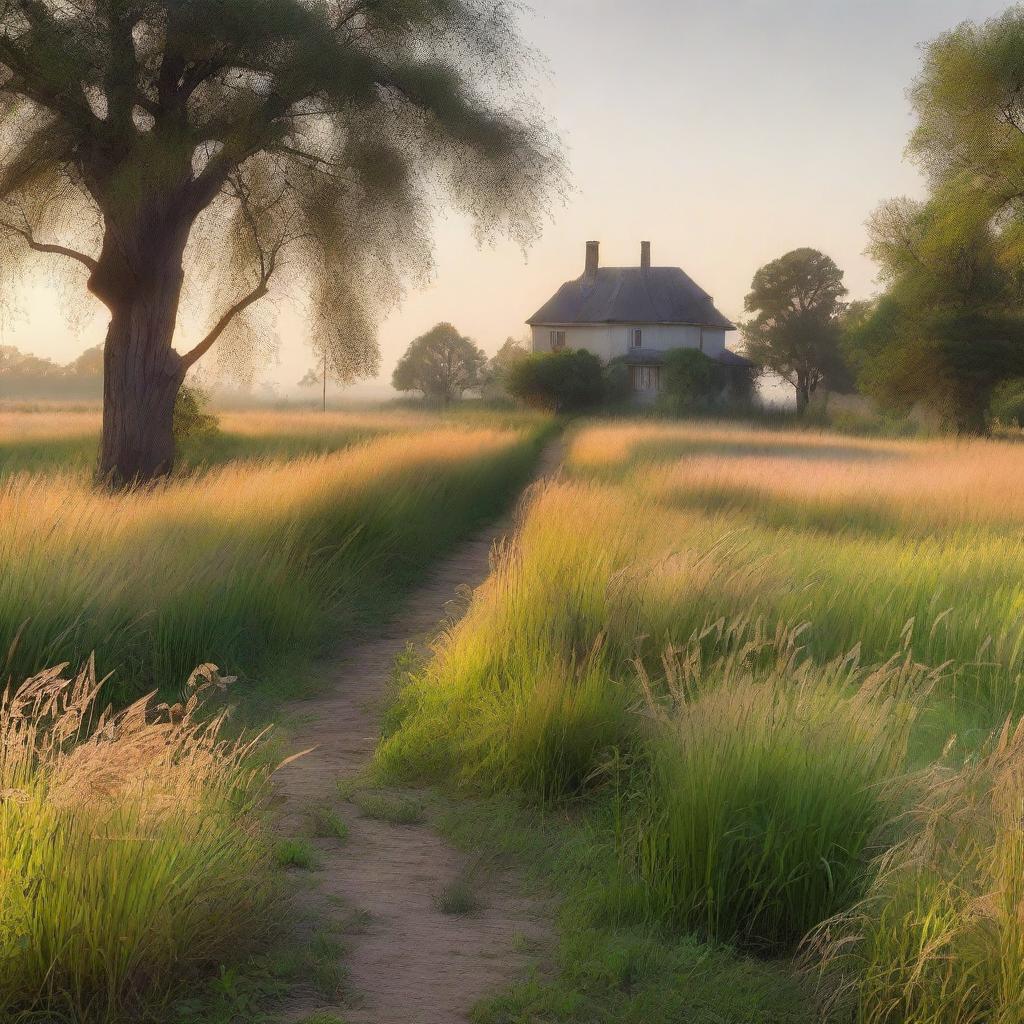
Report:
379,419,1024,1023
6,408,1024,1024
0,404,552,1022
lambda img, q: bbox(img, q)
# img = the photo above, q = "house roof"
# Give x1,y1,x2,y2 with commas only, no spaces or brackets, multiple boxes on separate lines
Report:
528,267,736,330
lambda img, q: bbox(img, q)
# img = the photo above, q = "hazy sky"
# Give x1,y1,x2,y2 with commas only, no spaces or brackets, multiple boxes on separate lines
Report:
6,0,1015,391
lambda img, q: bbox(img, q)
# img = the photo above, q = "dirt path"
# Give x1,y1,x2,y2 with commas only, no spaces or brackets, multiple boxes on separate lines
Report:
273,442,562,1024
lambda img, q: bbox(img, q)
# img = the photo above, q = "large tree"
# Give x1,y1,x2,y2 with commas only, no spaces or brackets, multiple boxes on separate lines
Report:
741,248,848,414
842,10,1024,434
846,198,1024,434
391,321,486,404
0,0,562,484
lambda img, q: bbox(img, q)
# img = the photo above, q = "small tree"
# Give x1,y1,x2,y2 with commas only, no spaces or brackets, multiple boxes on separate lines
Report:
481,336,528,400
392,323,487,406
506,350,605,412
741,249,848,414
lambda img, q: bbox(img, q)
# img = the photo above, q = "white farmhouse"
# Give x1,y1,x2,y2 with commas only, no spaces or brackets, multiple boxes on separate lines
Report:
527,241,750,401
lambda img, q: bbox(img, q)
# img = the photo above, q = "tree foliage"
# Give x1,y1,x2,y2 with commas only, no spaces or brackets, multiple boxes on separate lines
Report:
1,342,103,397
846,198,1024,433
0,0,564,480
481,335,528,399
741,248,848,414
506,349,604,412
391,322,486,404
659,348,757,412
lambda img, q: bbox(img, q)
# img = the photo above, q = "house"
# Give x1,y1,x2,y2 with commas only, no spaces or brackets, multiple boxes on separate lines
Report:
527,241,751,401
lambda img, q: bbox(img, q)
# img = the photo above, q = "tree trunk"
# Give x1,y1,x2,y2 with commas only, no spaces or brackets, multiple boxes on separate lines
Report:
95,236,188,487
795,375,811,416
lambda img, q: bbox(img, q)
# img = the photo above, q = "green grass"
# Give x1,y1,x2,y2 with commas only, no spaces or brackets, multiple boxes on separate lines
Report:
274,838,321,870
438,796,811,1024
436,877,481,916
1,415,552,707
310,804,350,842
352,791,426,825
377,418,1024,1023
0,661,277,1024
0,407,555,1023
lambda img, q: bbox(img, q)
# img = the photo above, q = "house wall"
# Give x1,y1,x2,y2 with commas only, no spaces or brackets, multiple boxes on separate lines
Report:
531,323,727,360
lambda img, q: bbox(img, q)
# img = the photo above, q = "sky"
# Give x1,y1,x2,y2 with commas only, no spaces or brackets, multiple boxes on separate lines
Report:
4,0,1016,393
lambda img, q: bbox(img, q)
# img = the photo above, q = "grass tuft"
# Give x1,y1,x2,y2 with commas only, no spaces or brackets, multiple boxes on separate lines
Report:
353,791,426,825
0,660,276,1022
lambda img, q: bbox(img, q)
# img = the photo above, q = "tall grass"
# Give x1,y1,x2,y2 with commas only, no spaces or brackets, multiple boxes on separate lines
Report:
1,425,545,703
0,660,275,1023
616,640,930,952
380,417,1024,1014
812,717,1024,1024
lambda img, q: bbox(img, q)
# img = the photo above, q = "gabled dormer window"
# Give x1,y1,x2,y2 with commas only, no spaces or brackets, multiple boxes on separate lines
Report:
550,330,566,350
631,328,643,349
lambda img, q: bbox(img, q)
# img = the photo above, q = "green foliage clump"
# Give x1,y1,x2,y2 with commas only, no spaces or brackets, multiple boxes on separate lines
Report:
990,377,1024,427
657,349,756,412
846,200,1024,435
741,248,849,414
621,666,916,952
506,350,606,412
173,385,220,444
392,323,488,405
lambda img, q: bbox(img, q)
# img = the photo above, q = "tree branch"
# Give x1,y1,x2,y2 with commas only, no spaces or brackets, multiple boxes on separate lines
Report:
179,267,272,369
0,216,98,272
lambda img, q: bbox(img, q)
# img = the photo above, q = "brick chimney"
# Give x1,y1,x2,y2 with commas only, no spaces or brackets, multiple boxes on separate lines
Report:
641,240,651,271
585,240,599,278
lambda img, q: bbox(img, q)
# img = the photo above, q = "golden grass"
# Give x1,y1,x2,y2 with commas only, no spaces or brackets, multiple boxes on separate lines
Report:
0,660,275,1022
1,424,539,700
0,408,101,442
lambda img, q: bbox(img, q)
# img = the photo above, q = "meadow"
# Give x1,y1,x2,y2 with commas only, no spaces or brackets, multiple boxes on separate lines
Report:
379,419,1024,1023
0,404,551,1022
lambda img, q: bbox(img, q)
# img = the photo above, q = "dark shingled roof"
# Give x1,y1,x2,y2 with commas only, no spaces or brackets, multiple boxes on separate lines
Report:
528,267,736,330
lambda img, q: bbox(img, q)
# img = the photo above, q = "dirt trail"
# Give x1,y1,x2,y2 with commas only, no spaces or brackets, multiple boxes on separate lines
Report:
273,442,563,1024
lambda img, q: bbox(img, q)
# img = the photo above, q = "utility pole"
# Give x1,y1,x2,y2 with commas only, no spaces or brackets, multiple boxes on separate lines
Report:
322,347,327,413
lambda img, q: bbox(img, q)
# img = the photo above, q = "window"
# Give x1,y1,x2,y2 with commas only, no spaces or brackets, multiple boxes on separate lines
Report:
631,328,643,349
631,366,660,391
550,330,566,351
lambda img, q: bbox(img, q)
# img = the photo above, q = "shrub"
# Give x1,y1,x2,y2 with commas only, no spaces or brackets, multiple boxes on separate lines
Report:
506,350,605,412
661,348,720,409
603,358,633,406
173,384,220,444
0,662,276,1022
617,649,923,953
990,377,1024,427
811,718,1024,1024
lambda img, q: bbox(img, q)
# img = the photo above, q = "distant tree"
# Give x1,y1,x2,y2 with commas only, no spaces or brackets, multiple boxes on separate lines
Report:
65,346,104,381
0,342,102,398
0,1,563,484
481,336,529,399
741,249,848,414
392,323,487,405
845,198,1024,434
506,350,605,412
